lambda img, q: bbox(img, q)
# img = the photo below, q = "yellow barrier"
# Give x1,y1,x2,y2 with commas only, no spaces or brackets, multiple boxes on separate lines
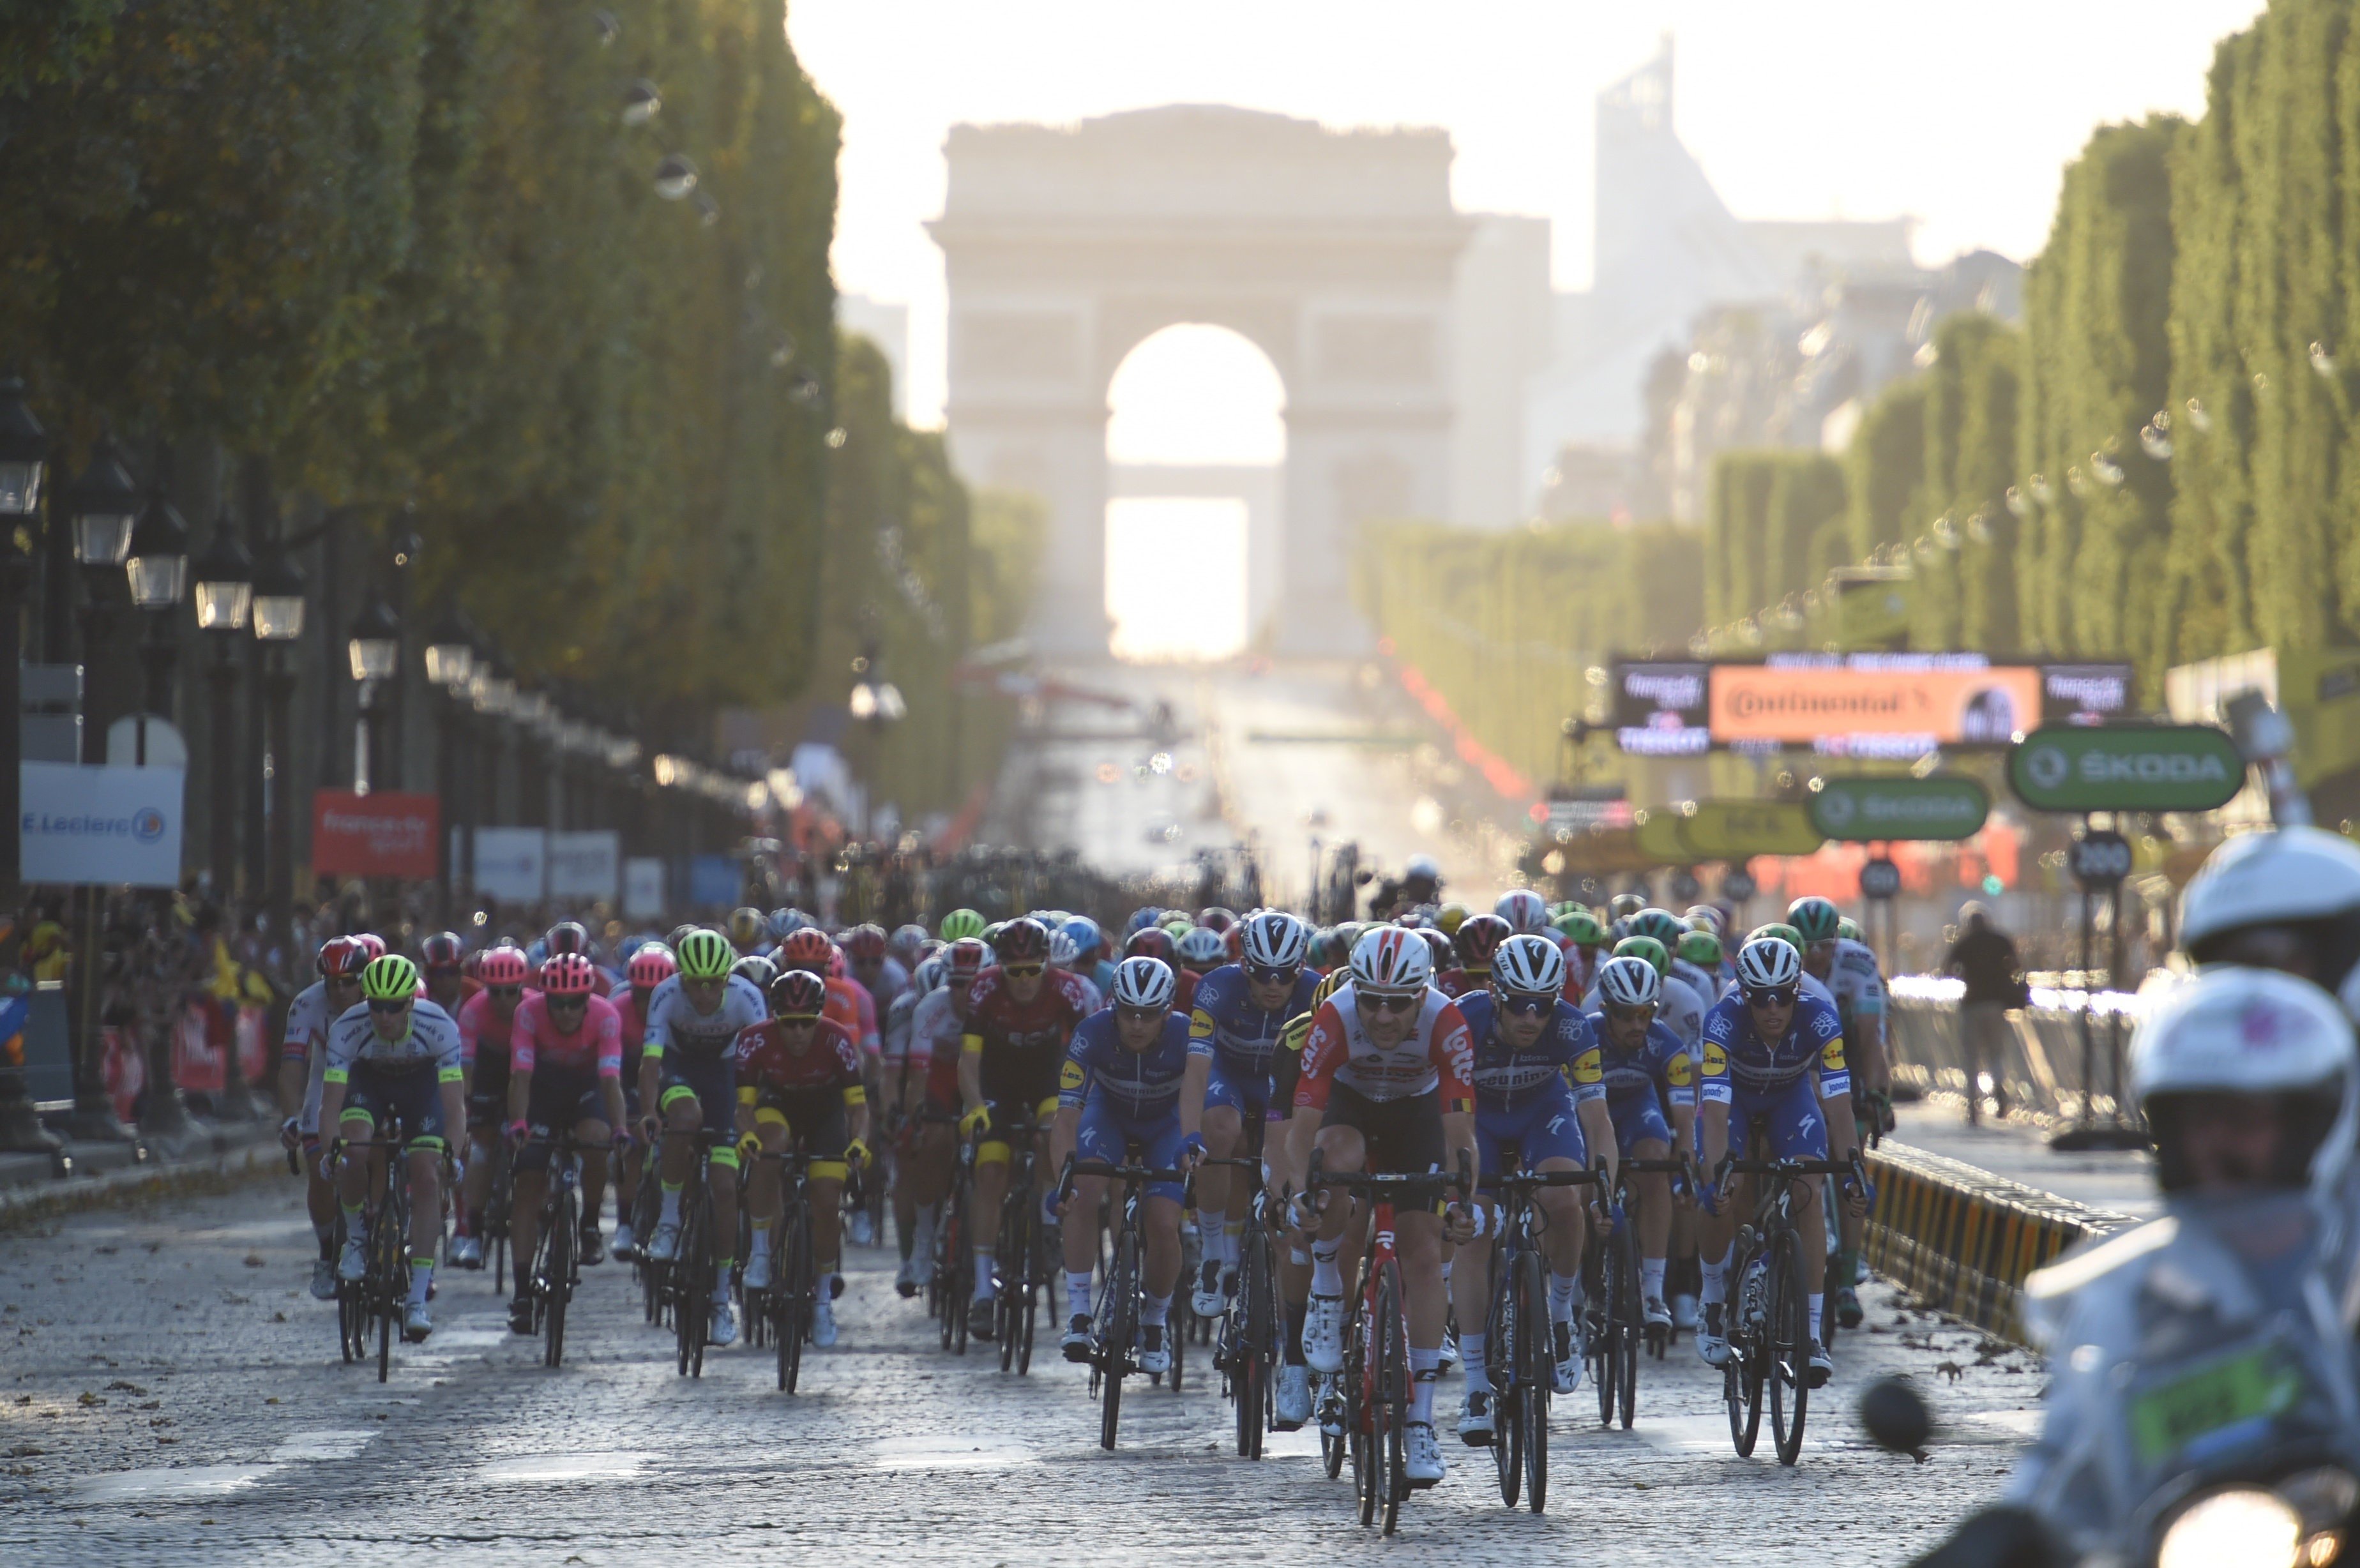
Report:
1863,1141,2136,1343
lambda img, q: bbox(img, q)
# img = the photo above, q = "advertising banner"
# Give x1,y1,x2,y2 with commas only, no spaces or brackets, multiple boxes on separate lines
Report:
20,762,185,887
472,827,547,903
312,790,440,879
2008,724,2246,813
1674,800,1824,859
1806,774,1990,842
548,831,620,901
1709,662,2043,755
623,857,667,920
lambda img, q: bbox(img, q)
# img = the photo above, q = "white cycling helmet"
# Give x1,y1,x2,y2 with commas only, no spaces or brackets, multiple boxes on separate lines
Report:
1490,934,1566,998
1596,955,1662,1010
1174,926,1227,972
1349,926,1434,997
2179,827,2360,1016
2130,964,2357,1196
1734,937,1804,995
1684,905,1725,935
1110,955,1178,1012
1239,910,1310,971
1494,889,1549,936
911,955,946,998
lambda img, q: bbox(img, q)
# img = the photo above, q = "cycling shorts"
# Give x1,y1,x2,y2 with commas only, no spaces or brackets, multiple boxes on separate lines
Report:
752,1086,851,1172
1605,1085,1672,1157
1204,1053,1282,1124
1474,1082,1586,1179
977,1046,1060,1165
658,1054,738,1140
514,1067,611,1173
1319,1083,1444,1177
340,1063,448,1154
1723,1076,1829,1165
465,1055,510,1129
1076,1099,1188,1204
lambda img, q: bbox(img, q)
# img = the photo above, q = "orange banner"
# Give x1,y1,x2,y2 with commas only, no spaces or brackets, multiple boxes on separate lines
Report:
1710,665,2043,747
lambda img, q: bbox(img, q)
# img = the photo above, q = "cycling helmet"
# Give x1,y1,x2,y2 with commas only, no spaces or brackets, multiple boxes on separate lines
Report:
1196,907,1238,935
628,943,678,989
1836,917,1864,944
1786,897,1842,946
675,928,736,980
1749,923,1807,958
1608,893,1646,923
361,954,420,1003
1734,937,1804,995
889,924,930,966
1124,927,1177,967
1124,907,1164,937
667,923,702,953
911,956,946,997
1553,910,1607,949
354,933,389,962
1677,930,1725,970
1628,908,1688,950
769,908,813,939
420,931,465,972
727,907,766,949
1435,902,1469,937
1240,911,1310,971
826,946,849,981
1404,854,1441,882
768,968,828,1018
843,923,888,961
1048,930,1080,970
996,917,1052,967
318,936,371,979
540,953,598,997
544,919,591,956
1453,913,1512,971
1110,956,1178,1012
1061,916,1104,964
477,946,531,988
1612,935,1669,980
733,954,778,991
1416,928,1453,971
1494,889,1549,936
2132,964,2359,1195
1685,905,1727,934
1349,926,1433,997
939,908,987,942
945,937,988,980
1175,926,1227,974
2180,827,2360,1017
1491,934,1566,999
776,928,835,974
1596,955,1663,1010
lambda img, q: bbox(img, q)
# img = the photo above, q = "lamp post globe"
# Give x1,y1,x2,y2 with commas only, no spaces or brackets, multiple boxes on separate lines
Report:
64,435,140,569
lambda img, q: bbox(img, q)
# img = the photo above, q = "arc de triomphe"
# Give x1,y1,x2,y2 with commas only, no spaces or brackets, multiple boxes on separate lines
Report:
931,105,1471,658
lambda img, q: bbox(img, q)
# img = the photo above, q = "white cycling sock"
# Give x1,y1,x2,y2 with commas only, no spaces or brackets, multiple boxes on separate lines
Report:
1199,1226,1229,1270
1439,1259,1453,1289
1640,1258,1667,1302
407,1259,433,1307
748,1232,772,1261
1142,1292,1170,1327
658,1186,681,1228
1548,1272,1579,1322
1068,1270,1095,1310
1458,1332,1489,1392
1808,1295,1824,1346
1700,1246,1730,1306
1409,1347,1441,1424
1310,1242,1343,1298
971,1245,996,1301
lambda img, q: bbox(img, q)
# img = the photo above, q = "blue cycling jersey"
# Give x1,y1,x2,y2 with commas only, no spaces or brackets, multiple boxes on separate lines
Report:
1188,963,1322,1071
1059,1008,1206,1119
1456,992,1603,1117
1581,1012,1695,1110
1697,992,1849,1103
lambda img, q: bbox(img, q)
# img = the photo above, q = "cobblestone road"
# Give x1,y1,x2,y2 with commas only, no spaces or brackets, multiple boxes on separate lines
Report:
1,1179,2032,1565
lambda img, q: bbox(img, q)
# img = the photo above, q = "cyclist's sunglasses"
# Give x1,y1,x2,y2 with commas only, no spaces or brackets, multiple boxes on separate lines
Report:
1004,963,1044,979
1246,963,1300,988
1744,986,1799,1007
1605,1002,1656,1024
1494,991,1554,1018
776,1012,821,1027
367,997,411,1014
1357,991,1419,1016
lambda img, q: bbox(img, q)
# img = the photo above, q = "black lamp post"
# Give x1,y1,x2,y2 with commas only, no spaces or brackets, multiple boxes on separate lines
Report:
125,491,189,754
252,545,306,985
346,597,400,794
0,379,49,1152
424,612,476,917
192,527,252,891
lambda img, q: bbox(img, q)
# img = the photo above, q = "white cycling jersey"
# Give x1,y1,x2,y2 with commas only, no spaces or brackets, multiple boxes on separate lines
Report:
1820,937,1887,1044
284,981,335,1133
1582,971,1709,1050
322,999,464,1080
641,973,768,1065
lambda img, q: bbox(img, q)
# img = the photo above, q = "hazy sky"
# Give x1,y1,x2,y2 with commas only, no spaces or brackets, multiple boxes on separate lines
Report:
788,1,2267,430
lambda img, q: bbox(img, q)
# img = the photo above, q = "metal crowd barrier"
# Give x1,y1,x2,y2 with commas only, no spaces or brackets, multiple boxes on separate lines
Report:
1886,977,2149,1125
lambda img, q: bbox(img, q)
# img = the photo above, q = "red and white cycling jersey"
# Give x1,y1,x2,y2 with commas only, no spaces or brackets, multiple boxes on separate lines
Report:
1293,981,1474,1113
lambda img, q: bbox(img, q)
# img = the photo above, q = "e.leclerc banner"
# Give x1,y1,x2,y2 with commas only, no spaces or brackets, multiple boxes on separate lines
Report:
21,762,185,886
1807,774,1990,842
312,790,441,878
2007,724,2246,813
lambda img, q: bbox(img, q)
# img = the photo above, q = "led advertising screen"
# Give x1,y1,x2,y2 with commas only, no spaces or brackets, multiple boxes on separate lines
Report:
1609,661,1711,757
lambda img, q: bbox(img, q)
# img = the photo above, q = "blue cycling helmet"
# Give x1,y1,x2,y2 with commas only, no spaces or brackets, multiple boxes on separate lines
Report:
1063,916,1105,962
1124,907,1165,937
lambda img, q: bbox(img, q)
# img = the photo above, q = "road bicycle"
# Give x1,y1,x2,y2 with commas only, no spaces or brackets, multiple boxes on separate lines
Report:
1585,1154,1693,1433
515,1129,613,1370
1715,1152,1866,1465
988,1105,1051,1374
628,1140,666,1325
743,1147,819,1392
1307,1152,1470,1536
935,1137,976,1355
1476,1165,1599,1512
329,1130,442,1384
1057,1155,1194,1451
661,1129,727,1379
1204,1154,1280,1459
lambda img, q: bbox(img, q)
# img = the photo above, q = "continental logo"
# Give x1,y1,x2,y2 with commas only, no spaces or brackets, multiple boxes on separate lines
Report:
1059,1060,1085,1090
1702,1042,1727,1076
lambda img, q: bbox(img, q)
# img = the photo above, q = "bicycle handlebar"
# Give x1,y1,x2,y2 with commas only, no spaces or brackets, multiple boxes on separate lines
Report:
1054,1155,1193,1208
1714,1154,1866,1180
1474,1168,1603,1193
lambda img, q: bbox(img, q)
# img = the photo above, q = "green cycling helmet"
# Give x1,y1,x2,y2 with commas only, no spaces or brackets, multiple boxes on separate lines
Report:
676,928,736,980
1748,922,1806,958
361,954,420,1003
1677,929,1724,970
1786,896,1842,945
1612,935,1670,981
1554,910,1607,948
1628,908,1688,949
939,908,986,942
1836,917,1864,943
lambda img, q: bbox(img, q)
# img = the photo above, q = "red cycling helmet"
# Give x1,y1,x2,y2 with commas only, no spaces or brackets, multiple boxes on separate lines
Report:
318,936,370,979
628,944,678,990
1124,927,1176,967
1196,907,1237,934
777,928,834,975
478,946,531,988
843,923,888,961
996,917,1052,966
353,933,388,962
1223,925,1245,963
540,953,598,997
768,969,828,1018
420,931,465,972
544,920,591,956
1453,913,1512,970
945,937,988,980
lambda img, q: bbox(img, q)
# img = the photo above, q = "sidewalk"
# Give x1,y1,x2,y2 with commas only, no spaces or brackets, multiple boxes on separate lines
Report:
1886,1100,2157,1221
0,1119,284,1230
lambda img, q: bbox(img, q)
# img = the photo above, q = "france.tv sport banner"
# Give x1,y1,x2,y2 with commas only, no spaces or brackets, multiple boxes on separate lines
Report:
1708,663,2043,757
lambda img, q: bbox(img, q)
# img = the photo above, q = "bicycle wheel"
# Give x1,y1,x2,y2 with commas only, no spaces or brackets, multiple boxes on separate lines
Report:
543,1188,577,1370
1487,1253,1521,1507
996,1189,1025,1373
1373,1262,1408,1535
1100,1228,1138,1451
1234,1228,1269,1459
1726,1253,1765,1457
1593,1237,1617,1429
1517,1249,1551,1514
1347,1319,1375,1525
781,1203,812,1394
373,1184,406,1384
1612,1221,1640,1431
674,1182,708,1377
1016,1191,1045,1377
1320,1373,1347,1478
1768,1227,1812,1465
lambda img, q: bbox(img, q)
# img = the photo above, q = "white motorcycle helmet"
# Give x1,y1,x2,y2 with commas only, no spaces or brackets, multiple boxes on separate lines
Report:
2130,965,2358,1196
2179,825,2360,1020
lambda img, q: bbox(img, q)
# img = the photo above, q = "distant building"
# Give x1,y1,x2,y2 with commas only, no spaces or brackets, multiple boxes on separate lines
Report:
840,293,911,421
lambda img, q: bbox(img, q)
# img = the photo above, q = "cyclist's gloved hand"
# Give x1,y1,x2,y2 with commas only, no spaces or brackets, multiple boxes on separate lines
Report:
504,1118,531,1149
843,1138,870,1170
1695,1179,1720,1217
1181,1131,1206,1165
959,1104,992,1137
736,1130,763,1163
1871,1090,1896,1137
279,1115,302,1151
1847,1174,1876,1212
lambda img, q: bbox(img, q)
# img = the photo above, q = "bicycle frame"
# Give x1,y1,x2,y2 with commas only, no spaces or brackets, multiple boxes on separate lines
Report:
1057,1156,1193,1451
1715,1153,1865,1466
1477,1164,1599,1512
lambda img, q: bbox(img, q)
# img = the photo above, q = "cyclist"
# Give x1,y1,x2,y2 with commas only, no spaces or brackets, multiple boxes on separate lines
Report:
1065,916,1117,997
958,917,1096,1339
778,929,882,1060
639,928,769,1349
1452,935,1615,1442
606,942,676,1260
726,906,769,956
1670,928,1724,1017
420,932,473,1016
893,938,984,1296
1693,938,1869,1387
1053,956,1207,1375
279,936,370,1299
317,955,466,1342
1287,926,1477,1489
1749,922,1840,1012
1552,908,1611,1001
451,944,533,1270
1435,912,1509,1000
734,969,870,1348
1186,910,1319,1317
1789,895,1889,1329
1049,927,1105,1011
1174,925,1227,979
1585,954,1696,1335
1493,889,1549,937
843,923,907,1020
503,953,628,1334
1591,934,1707,1052
1126,925,1195,1012
939,907,987,944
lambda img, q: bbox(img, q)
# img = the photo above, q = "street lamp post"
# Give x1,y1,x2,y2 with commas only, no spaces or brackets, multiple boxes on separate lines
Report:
346,598,400,794
847,643,905,839
252,545,306,997
0,379,50,1151
125,491,189,741
425,614,476,919
192,527,252,898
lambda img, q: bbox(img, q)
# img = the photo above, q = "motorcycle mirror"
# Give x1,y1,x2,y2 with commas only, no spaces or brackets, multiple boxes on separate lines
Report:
1859,1375,1933,1455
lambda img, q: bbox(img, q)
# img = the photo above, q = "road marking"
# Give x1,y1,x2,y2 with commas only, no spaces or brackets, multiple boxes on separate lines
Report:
871,1435,1037,1469
271,1429,375,1462
73,1464,275,1501
475,1452,647,1483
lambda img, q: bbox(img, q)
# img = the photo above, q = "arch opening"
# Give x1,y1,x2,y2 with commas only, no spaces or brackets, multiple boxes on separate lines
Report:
1103,324,1286,662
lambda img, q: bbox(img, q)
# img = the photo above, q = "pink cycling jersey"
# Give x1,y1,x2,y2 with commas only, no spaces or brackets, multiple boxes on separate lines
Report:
508,991,623,1079
457,986,536,1069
